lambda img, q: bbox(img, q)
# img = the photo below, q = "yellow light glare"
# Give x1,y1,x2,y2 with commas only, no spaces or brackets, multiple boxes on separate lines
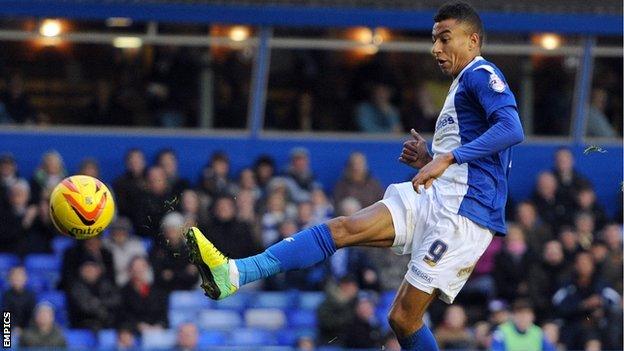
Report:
540,33,561,50
354,27,373,44
113,36,143,49
39,19,62,37
106,17,133,27
229,26,250,42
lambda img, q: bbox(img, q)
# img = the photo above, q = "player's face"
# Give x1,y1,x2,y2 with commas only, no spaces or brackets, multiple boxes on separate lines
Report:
431,19,479,76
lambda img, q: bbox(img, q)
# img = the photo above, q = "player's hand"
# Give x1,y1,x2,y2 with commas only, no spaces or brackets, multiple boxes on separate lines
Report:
411,152,455,193
399,129,432,169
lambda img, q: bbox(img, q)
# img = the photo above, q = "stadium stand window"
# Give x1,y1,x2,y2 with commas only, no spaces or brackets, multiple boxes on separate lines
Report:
586,57,623,138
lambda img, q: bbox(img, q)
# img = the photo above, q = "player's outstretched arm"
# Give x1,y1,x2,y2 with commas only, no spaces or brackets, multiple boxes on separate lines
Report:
399,129,433,169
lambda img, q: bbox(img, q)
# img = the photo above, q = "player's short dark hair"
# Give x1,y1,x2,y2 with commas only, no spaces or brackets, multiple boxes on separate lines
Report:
434,1,484,47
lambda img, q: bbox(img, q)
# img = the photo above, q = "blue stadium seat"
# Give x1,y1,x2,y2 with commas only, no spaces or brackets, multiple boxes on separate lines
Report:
249,291,296,309
51,236,74,257
213,291,250,311
198,330,228,347
198,309,243,330
168,309,198,329
141,329,176,349
287,309,317,328
142,238,153,252
0,253,20,274
227,328,276,346
275,328,315,346
97,329,117,349
244,308,286,330
26,273,49,294
24,254,61,288
297,291,325,310
169,290,213,311
65,329,97,348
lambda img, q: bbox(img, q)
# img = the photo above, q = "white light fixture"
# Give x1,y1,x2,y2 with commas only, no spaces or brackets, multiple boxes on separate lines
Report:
539,33,561,50
229,26,250,42
106,17,133,27
39,19,62,37
113,36,143,49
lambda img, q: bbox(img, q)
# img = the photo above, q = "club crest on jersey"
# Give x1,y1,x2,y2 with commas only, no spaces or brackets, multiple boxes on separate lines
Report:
488,73,506,93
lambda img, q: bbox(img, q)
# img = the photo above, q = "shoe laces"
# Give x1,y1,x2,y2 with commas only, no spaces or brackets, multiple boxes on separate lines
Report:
207,242,227,262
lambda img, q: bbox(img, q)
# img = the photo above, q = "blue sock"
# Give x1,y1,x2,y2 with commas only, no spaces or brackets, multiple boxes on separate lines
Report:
235,224,337,286
397,324,439,351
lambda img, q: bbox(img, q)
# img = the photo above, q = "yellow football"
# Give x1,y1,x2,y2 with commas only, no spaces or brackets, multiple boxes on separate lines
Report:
49,175,115,239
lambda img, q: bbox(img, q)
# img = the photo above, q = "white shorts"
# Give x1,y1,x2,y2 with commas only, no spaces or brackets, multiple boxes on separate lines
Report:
379,181,493,304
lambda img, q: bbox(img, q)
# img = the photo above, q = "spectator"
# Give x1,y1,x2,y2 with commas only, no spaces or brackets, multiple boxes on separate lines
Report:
0,153,23,208
150,212,198,291
333,152,384,208
552,148,590,207
0,180,37,254
296,335,315,350
491,299,555,351
489,300,510,327
463,236,503,305
282,147,321,203
30,150,66,204
175,322,199,351
559,226,582,264
113,148,147,221
234,168,261,200
575,212,597,250
235,189,258,226
382,332,402,351
19,302,67,348
135,166,174,236
205,196,261,258
400,82,438,133
553,251,621,350
253,155,276,194
590,240,622,299
586,88,617,137
1,73,35,124
435,305,475,349
119,256,168,332
261,191,296,247
156,148,190,196
311,188,333,223
296,201,316,229
528,240,571,322
199,151,234,198
493,224,534,303
116,327,138,350
103,217,147,286
1,266,36,330
317,276,359,346
355,82,402,133
601,223,623,292
59,237,115,291
67,259,120,330
531,171,569,230
78,157,100,178
24,186,56,254
541,321,563,351
515,201,553,255
575,186,608,231
473,321,493,350
345,296,383,348
179,189,210,231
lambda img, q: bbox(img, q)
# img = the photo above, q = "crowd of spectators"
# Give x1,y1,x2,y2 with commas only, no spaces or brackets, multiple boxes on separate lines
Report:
0,49,621,137
0,145,622,350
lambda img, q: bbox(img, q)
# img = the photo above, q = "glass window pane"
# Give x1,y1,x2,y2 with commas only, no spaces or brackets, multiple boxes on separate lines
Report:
586,56,623,138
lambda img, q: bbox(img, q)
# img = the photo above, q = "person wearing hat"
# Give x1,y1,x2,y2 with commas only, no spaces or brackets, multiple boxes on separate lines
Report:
491,299,555,351
103,216,147,286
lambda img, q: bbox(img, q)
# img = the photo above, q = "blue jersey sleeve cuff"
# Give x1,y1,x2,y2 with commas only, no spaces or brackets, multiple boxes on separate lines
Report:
451,149,464,165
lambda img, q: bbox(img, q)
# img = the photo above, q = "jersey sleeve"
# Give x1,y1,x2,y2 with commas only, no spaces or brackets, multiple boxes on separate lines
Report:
465,64,517,119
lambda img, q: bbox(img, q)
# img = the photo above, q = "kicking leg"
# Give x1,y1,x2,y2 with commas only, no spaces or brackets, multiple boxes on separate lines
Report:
388,280,439,350
185,202,396,299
